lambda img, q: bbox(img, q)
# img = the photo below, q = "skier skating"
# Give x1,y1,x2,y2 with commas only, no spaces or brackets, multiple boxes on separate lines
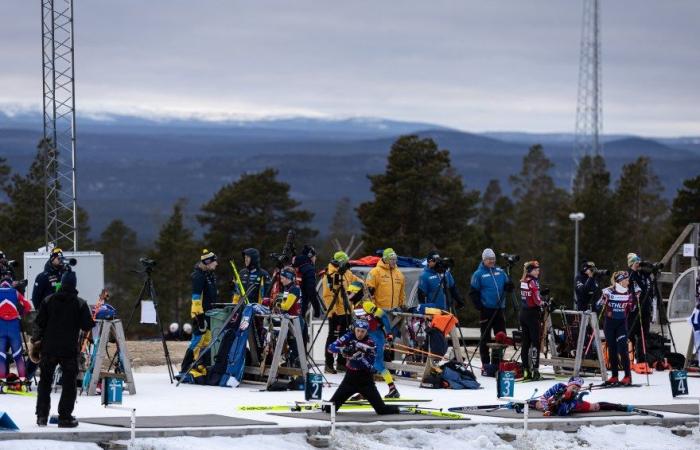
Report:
324,319,400,415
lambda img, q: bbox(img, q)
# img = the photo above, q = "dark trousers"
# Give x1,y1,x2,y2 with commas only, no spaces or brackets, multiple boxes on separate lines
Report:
330,370,400,415
36,355,78,419
325,314,351,368
479,308,506,364
628,307,651,362
519,307,541,370
603,318,631,378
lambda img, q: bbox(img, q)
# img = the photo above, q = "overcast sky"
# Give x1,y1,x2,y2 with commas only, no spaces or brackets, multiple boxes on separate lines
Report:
1,1,698,136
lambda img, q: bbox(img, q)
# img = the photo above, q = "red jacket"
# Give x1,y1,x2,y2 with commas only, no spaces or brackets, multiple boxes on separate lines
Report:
0,283,32,321
520,276,542,309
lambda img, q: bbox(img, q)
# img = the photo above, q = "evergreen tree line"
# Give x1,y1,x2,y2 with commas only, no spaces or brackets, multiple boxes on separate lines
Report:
1,136,699,332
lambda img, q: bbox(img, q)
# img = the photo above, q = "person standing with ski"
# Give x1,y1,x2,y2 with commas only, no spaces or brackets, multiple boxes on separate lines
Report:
596,271,635,386
325,319,400,415
530,376,633,416
32,271,94,427
0,279,32,386
179,249,218,378
322,251,363,374
519,260,543,381
233,248,270,304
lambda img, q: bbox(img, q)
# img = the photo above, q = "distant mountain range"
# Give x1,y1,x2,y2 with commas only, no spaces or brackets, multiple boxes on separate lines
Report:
1,111,699,242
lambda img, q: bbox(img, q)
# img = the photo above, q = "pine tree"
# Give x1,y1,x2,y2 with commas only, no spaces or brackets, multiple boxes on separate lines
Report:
319,197,360,263
572,155,617,271
150,199,199,325
613,156,668,262
198,168,317,289
666,175,700,244
477,179,515,252
96,219,142,321
357,135,480,259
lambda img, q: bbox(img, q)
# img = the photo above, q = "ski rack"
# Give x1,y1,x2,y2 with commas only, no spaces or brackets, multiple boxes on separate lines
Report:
540,309,607,380
243,314,309,390
85,319,136,396
385,311,465,380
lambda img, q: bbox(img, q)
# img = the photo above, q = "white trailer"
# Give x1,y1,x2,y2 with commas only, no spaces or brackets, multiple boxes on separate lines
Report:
24,251,105,306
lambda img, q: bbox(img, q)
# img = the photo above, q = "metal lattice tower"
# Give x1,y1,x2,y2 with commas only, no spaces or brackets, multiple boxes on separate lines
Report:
574,0,603,159
41,0,78,250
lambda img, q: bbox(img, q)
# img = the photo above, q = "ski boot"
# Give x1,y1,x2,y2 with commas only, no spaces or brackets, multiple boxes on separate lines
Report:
58,416,79,428
324,365,337,375
522,369,531,381
604,376,619,386
530,370,542,381
350,393,365,401
37,416,48,427
620,376,632,386
384,386,400,399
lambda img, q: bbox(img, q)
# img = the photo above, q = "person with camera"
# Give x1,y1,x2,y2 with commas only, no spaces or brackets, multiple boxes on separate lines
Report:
626,253,653,368
575,261,601,311
32,270,94,427
292,244,322,320
418,251,464,313
519,260,544,381
324,318,401,415
0,278,32,387
596,271,635,386
365,248,405,310
469,248,512,374
322,251,363,374
233,248,270,304
179,249,219,378
31,248,68,310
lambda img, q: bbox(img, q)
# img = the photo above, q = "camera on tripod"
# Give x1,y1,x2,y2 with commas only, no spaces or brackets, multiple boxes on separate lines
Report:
640,260,664,274
60,257,78,271
140,257,157,269
433,256,454,273
500,253,520,265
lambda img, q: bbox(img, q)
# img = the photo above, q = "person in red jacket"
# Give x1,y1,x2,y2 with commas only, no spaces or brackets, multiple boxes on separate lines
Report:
519,260,543,381
0,280,32,381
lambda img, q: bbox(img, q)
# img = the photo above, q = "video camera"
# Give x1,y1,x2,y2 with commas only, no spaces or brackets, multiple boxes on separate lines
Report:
60,256,78,271
140,257,157,269
433,256,454,273
500,253,520,265
270,229,296,268
640,260,664,274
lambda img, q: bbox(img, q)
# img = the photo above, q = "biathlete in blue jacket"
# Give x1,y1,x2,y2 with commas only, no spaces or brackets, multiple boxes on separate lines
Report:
325,319,400,415
529,376,632,416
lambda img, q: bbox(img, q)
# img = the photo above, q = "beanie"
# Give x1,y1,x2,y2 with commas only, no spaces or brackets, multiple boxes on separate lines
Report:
627,253,640,267
482,248,496,260
200,249,217,265
382,248,397,260
302,244,316,258
60,271,77,292
333,251,349,264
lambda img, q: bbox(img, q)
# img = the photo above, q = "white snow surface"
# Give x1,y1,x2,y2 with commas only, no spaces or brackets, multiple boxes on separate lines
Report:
1,365,700,449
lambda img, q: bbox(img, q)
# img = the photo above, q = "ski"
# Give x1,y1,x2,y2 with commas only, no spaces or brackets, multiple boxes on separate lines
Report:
401,406,465,419
347,397,431,404
516,377,556,383
0,381,36,397
590,382,643,390
448,402,524,414
631,408,664,418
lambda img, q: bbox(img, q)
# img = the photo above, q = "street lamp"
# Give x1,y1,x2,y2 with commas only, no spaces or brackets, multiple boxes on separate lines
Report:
569,212,585,307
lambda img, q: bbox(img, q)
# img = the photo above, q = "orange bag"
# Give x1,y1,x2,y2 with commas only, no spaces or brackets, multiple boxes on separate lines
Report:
431,313,458,336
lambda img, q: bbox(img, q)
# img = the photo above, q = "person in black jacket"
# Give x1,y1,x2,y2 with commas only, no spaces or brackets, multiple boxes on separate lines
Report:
31,248,67,310
32,271,94,428
292,244,322,319
626,253,652,364
575,261,599,311
233,248,270,304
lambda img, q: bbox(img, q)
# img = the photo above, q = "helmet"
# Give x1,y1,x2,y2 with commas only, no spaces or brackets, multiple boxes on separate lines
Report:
353,319,369,330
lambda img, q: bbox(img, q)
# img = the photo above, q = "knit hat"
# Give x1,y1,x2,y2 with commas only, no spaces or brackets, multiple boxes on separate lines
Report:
333,251,349,265
60,271,77,292
382,248,397,260
482,248,496,260
200,249,217,265
281,266,296,281
50,247,64,261
301,244,316,258
568,376,584,387
627,253,641,267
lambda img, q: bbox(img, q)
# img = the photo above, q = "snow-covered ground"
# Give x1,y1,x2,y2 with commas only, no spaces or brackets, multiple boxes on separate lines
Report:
1,365,700,449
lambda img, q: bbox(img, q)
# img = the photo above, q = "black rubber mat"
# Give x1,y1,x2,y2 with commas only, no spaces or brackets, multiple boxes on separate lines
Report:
461,408,635,419
272,411,466,422
80,414,276,428
636,404,699,415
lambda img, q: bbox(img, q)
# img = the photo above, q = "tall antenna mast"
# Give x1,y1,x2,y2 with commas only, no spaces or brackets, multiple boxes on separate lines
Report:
574,0,603,160
41,0,78,250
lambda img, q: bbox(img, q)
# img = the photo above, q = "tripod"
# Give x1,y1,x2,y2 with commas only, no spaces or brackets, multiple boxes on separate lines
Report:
440,270,472,371
113,263,174,383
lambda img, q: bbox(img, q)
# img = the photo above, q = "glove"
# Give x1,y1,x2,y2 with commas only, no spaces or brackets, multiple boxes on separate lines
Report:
191,299,204,318
29,340,42,364
386,333,394,343
341,346,355,358
576,391,590,402
194,313,207,333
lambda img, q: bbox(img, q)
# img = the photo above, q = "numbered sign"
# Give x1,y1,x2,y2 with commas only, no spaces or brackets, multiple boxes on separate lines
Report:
669,370,688,397
101,377,123,405
305,373,323,401
497,370,516,398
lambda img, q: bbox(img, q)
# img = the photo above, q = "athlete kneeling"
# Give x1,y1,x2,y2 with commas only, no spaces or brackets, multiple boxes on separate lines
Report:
324,319,400,415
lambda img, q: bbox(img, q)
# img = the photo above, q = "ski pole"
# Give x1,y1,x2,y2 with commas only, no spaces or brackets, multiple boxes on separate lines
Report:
636,296,650,386
389,343,448,360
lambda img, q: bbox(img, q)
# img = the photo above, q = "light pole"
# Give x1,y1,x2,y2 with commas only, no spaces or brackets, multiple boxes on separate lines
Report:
569,212,585,307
